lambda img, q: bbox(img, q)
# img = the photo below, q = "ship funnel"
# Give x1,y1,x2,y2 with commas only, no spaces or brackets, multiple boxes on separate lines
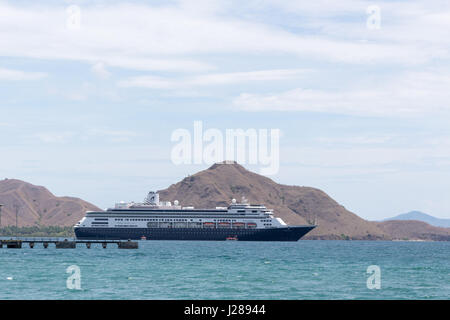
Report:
144,191,159,205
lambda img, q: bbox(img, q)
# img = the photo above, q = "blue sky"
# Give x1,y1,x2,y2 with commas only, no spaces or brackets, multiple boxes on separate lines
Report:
1,0,450,220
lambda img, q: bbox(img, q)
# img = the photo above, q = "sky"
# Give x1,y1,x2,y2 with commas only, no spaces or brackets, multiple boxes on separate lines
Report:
1,0,450,220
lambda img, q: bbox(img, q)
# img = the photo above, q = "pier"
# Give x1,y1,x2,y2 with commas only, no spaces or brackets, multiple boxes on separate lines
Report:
0,238,139,249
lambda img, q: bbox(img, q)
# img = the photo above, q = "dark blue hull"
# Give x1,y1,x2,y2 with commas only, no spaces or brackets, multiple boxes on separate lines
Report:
74,226,315,241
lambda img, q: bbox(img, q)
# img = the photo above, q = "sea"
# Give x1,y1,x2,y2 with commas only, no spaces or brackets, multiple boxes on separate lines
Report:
0,240,449,300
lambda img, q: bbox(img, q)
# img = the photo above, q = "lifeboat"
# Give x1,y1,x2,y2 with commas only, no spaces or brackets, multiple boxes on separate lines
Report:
247,223,257,229
233,222,245,228
226,236,238,241
218,222,231,228
203,222,215,228
140,236,147,240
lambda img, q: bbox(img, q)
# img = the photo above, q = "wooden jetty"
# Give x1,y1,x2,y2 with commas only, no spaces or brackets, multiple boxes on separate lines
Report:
0,238,139,249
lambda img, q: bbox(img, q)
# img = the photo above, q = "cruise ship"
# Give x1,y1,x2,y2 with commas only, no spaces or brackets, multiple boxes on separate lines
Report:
74,192,316,241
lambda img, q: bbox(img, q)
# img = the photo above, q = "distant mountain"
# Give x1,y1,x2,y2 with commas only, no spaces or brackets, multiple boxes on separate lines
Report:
158,161,389,240
383,211,450,228
376,220,450,241
0,179,100,227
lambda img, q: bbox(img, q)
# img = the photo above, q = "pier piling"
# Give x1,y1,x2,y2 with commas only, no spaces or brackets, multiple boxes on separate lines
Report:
118,240,138,249
55,239,76,249
5,240,22,248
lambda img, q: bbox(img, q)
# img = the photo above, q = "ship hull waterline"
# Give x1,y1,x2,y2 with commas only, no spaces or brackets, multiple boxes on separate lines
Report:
74,225,316,241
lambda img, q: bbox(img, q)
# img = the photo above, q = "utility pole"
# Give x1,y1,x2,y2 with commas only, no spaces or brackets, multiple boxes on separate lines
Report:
14,204,19,228
0,204,3,228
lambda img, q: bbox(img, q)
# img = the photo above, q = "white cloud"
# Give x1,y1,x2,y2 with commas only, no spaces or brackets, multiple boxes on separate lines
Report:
35,132,74,143
91,62,111,79
281,142,450,171
0,67,47,81
118,68,310,89
65,92,87,101
0,1,448,73
118,75,175,89
190,69,311,85
86,128,138,143
34,128,138,144
46,81,120,101
0,3,213,72
315,136,393,145
233,70,450,116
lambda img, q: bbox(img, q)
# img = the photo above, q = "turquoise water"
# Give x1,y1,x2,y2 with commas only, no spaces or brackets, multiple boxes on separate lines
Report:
0,240,449,299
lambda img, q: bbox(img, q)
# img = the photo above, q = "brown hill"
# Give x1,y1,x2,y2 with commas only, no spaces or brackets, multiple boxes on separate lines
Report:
0,179,100,227
377,220,450,241
158,162,389,240
2,164,447,241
